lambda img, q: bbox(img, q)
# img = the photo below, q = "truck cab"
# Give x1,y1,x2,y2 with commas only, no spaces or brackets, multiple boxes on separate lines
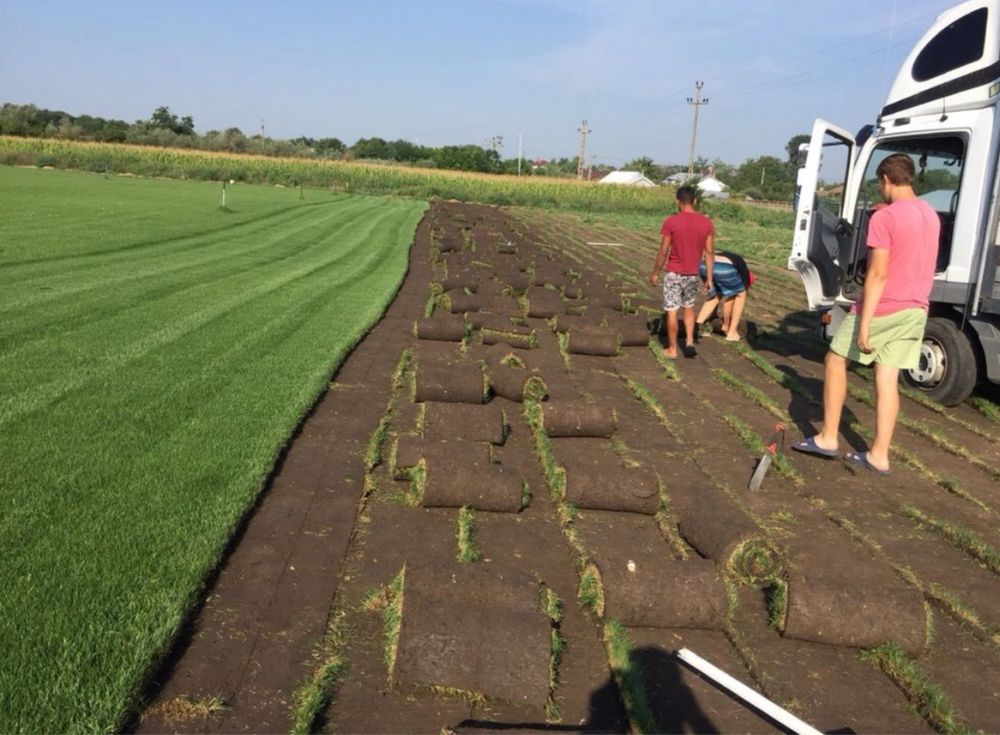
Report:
789,0,1000,405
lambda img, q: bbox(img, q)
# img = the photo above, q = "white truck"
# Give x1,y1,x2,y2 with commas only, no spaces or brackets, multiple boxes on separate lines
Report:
789,0,1000,405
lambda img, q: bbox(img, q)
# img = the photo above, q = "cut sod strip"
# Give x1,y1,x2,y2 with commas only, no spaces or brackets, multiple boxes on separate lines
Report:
456,506,482,563
0,169,426,734
540,585,567,723
861,643,974,735
392,562,552,707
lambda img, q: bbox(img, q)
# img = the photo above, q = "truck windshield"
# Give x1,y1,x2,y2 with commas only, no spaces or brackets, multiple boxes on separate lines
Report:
855,136,965,273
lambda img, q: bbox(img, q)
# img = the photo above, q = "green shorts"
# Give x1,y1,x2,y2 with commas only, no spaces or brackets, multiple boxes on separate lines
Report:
830,308,927,369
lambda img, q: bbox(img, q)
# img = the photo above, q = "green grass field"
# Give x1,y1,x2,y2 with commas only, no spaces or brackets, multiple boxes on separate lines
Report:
0,166,426,733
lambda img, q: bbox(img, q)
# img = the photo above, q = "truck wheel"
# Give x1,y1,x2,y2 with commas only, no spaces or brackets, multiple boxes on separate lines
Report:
902,317,977,406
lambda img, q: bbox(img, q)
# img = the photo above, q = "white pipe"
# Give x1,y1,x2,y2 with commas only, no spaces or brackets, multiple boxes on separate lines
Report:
675,647,823,735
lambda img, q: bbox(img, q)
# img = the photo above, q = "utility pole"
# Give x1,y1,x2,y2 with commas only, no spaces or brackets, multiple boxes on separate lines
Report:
686,82,708,176
576,120,590,179
517,130,523,176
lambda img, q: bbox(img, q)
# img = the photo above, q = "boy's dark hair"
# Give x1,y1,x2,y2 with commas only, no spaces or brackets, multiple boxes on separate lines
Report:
876,153,915,185
676,185,697,204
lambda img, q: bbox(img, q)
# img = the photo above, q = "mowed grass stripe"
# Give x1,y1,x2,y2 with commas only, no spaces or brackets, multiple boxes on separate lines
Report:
0,199,394,424
0,167,425,733
0,196,369,326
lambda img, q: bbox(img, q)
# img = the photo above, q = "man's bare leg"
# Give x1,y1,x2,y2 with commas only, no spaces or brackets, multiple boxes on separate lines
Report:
664,309,679,357
726,292,747,340
696,297,719,326
868,362,899,471
815,351,847,452
683,306,696,347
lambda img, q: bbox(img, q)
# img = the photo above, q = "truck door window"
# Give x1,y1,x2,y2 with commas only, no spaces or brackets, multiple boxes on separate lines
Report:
855,136,965,273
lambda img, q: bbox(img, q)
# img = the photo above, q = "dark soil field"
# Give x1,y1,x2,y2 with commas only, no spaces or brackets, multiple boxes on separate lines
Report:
137,201,1000,734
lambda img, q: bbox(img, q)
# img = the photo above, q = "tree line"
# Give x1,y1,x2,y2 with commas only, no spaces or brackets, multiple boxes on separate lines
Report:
0,102,808,198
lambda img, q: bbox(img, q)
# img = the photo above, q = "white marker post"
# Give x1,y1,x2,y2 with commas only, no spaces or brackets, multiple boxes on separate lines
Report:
675,648,823,735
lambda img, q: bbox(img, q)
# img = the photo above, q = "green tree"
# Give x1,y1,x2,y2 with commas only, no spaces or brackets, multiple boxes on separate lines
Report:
786,133,810,163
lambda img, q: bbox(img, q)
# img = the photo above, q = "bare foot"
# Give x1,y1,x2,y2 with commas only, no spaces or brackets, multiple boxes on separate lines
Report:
661,347,678,359
725,334,741,342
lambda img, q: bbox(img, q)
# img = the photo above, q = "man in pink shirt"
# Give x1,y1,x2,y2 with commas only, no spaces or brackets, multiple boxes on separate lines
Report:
793,153,940,474
649,186,715,358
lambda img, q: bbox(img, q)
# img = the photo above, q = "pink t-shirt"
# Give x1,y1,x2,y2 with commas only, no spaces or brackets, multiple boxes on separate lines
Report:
857,198,940,317
660,211,714,275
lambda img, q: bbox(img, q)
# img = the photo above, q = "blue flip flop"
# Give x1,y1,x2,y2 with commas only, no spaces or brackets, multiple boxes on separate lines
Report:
844,451,891,476
791,436,838,458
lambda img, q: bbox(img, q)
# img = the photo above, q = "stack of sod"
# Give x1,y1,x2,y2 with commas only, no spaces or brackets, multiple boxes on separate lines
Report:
781,570,927,655
415,314,468,342
567,326,621,357
419,442,526,512
525,287,565,319
488,363,549,402
584,552,727,629
414,362,489,404
542,402,616,438
423,402,507,445
676,485,784,587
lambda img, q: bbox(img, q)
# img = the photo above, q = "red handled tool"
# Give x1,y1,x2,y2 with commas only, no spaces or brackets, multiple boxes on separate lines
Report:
748,423,785,491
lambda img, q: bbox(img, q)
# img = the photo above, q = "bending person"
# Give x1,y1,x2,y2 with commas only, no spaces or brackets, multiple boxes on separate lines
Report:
696,251,755,341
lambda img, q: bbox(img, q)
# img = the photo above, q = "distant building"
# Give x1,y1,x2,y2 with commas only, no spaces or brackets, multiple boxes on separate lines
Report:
598,170,657,187
696,175,730,200
664,172,730,199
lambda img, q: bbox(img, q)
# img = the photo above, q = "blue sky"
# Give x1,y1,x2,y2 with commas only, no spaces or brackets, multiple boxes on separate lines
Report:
1,0,958,165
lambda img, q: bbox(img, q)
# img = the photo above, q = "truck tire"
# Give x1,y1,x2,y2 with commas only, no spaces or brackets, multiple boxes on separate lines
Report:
902,317,977,406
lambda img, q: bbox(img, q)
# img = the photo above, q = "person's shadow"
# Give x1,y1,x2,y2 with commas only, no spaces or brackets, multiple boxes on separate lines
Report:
453,647,715,733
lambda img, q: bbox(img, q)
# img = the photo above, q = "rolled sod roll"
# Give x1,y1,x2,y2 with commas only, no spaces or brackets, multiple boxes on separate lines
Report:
561,456,659,515
479,342,528,368
437,235,463,253
563,285,583,300
470,312,517,332
567,326,621,356
589,554,727,630
433,274,478,294
677,485,783,586
488,364,549,402
502,272,530,293
542,402,616,438
550,314,586,334
415,314,467,342
392,433,424,479
477,279,503,302
616,314,653,347
496,242,518,255
441,289,486,314
414,362,488,404
782,571,927,655
481,329,537,350
583,291,623,311
423,402,506,445
525,287,564,319
421,445,525,513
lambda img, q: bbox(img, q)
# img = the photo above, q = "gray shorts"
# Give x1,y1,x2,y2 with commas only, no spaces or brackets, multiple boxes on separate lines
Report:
662,272,699,311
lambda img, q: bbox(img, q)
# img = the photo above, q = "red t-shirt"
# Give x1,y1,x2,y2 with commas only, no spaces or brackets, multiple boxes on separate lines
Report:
660,211,714,275
856,198,940,317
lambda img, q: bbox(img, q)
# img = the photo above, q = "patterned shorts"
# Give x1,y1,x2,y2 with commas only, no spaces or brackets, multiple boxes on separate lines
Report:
662,272,699,311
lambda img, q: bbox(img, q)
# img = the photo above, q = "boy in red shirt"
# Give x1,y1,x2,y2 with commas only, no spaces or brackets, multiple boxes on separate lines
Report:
649,186,715,358
793,153,940,474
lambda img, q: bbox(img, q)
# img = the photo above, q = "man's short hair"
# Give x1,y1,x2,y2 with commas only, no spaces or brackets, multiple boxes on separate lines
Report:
876,153,915,185
676,185,697,204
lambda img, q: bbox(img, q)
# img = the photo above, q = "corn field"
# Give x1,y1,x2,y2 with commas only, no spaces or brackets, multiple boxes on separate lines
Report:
0,136,677,213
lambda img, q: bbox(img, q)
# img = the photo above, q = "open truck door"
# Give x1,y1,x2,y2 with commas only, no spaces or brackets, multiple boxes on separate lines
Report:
788,119,857,310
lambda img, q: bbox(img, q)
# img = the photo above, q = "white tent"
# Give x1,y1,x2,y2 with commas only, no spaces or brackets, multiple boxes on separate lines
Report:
598,171,657,187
